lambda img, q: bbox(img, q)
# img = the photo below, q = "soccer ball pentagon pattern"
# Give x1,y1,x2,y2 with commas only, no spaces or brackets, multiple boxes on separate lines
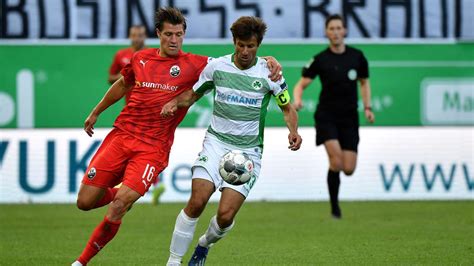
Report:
219,150,254,185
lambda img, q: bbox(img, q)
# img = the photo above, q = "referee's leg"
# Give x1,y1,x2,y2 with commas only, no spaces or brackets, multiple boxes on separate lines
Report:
323,140,343,218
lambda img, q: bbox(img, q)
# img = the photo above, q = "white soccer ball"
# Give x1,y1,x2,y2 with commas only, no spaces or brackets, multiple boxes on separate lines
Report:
219,150,254,185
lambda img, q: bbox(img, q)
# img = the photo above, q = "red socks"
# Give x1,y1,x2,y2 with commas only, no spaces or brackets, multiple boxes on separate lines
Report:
77,217,121,265
93,188,119,208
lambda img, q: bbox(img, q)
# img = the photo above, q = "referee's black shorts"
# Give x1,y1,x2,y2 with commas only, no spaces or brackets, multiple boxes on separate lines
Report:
314,110,359,152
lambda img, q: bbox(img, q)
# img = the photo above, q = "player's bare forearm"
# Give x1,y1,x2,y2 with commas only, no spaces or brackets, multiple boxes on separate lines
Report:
93,77,130,116
176,89,202,108
84,77,131,136
160,90,202,117
359,78,375,123
108,73,122,84
281,103,302,150
292,77,312,111
359,78,371,108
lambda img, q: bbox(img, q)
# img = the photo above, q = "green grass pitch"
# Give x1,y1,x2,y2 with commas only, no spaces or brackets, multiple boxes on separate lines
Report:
1,201,473,265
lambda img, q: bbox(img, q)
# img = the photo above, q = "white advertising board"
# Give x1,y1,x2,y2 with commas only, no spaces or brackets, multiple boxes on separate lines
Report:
0,127,472,203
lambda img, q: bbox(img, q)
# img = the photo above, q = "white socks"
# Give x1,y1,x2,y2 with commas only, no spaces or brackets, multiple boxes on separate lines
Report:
167,209,199,265
198,215,234,248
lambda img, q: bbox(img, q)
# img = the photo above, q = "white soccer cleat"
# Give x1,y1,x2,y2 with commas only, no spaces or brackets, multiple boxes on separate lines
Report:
71,261,83,266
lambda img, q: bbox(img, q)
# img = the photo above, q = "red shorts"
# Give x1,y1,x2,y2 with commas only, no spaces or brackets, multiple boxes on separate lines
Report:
82,128,168,196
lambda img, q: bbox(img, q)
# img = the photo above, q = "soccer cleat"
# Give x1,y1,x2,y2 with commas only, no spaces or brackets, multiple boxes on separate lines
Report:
188,245,209,266
331,205,342,219
71,261,83,266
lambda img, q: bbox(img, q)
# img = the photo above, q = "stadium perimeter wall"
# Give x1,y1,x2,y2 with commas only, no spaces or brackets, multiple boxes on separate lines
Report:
0,42,473,128
0,128,472,203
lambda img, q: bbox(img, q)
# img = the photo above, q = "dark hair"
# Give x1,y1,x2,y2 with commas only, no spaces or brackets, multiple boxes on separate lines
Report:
154,7,187,32
325,14,346,28
230,16,267,45
129,25,146,33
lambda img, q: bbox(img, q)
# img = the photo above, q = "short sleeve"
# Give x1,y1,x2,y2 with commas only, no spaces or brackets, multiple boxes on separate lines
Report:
109,52,121,74
301,56,319,79
358,52,369,79
120,54,135,86
269,77,288,96
193,60,215,95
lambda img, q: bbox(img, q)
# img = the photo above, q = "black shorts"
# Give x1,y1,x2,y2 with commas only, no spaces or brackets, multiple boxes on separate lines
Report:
315,110,359,152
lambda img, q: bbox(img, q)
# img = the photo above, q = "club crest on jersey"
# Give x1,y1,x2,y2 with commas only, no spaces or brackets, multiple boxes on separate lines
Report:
348,69,357,80
252,80,263,90
170,65,180,77
87,167,96,180
198,154,208,163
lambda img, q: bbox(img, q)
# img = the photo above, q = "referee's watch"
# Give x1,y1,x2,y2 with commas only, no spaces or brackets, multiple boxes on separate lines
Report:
364,106,372,111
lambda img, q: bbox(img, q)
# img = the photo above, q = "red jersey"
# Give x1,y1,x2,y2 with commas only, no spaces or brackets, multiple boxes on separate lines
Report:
110,47,136,103
109,47,135,75
117,48,208,152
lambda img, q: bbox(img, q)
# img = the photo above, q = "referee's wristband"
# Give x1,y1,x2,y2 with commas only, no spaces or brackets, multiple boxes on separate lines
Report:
364,106,372,111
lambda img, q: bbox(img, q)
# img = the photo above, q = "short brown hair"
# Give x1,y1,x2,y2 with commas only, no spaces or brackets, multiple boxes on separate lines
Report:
325,14,346,28
154,7,187,32
230,16,267,45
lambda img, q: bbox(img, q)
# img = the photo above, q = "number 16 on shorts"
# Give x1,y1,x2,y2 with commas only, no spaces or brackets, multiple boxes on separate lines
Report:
142,163,156,189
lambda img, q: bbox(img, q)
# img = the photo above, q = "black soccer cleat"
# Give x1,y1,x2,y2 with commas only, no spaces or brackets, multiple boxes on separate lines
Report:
331,205,342,219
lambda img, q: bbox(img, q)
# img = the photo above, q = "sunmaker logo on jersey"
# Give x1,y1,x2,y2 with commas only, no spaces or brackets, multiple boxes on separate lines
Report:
216,91,260,106
135,81,178,92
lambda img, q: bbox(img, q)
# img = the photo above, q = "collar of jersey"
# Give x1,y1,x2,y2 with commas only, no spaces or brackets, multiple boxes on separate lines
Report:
231,53,257,70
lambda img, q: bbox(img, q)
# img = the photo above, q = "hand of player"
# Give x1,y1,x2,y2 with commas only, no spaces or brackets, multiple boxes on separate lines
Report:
265,56,283,82
293,100,303,111
84,113,98,137
365,109,375,123
160,99,178,117
288,132,302,151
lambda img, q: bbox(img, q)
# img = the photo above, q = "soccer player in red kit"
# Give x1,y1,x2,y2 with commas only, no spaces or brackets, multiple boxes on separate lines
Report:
71,7,282,266
108,25,147,103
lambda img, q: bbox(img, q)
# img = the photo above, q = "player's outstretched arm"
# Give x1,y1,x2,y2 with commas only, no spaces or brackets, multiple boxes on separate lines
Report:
261,56,282,82
359,78,375,123
160,89,203,117
292,77,313,111
84,77,132,136
108,73,122,84
279,99,302,151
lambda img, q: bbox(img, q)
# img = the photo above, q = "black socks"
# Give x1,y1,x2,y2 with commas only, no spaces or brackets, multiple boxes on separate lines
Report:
327,169,341,218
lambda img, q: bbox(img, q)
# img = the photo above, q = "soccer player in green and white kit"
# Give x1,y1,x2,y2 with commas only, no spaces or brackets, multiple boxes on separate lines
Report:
161,16,302,266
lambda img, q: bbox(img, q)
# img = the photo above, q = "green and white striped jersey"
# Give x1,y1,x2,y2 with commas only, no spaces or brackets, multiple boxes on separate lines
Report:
193,54,288,148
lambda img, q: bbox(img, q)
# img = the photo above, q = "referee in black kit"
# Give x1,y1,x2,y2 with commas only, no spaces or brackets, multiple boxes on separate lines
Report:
293,14,375,219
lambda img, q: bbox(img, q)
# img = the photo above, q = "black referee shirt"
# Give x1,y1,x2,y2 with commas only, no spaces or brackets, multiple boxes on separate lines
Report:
302,46,369,115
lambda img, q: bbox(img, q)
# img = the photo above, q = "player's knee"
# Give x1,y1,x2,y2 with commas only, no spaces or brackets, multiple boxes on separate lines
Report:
217,208,236,228
76,197,94,211
343,166,356,176
186,198,207,218
329,158,343,172
108,197,128,218
343,169,355,176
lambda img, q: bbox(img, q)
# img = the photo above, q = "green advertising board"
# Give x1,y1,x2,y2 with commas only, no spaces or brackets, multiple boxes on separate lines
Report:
0,42,472,128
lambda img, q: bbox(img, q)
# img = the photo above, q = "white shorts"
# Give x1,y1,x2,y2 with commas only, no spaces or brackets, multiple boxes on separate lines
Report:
192,133,262,198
